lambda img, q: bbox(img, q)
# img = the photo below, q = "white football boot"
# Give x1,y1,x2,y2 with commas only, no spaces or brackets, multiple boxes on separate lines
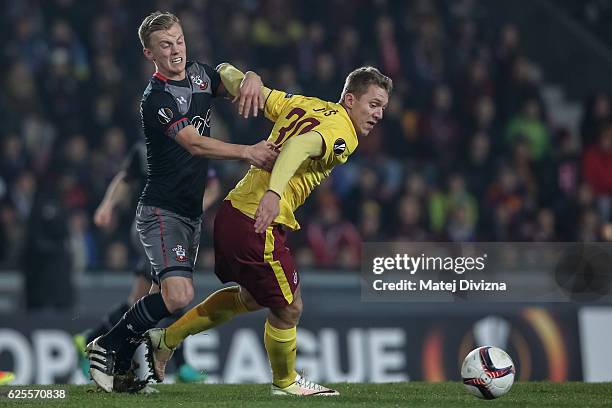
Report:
271,374,340,396
86,336,116,392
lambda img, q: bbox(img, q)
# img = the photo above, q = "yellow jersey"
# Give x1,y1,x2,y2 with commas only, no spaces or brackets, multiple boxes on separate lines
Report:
226,89,358,230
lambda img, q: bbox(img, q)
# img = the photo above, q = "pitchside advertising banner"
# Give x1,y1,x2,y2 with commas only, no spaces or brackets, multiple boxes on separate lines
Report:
2,239,610,385
0,306,585,384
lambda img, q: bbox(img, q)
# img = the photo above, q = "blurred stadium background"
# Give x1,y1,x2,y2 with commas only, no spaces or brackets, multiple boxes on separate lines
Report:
0,0,611,385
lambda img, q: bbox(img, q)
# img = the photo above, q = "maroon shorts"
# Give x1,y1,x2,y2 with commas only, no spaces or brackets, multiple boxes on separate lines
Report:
214,200,299,308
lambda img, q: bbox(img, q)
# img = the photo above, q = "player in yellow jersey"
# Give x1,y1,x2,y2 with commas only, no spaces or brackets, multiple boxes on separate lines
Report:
145,65,392,396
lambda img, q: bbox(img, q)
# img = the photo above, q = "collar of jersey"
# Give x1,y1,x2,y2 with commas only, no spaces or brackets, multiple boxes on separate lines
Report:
167,76,190,87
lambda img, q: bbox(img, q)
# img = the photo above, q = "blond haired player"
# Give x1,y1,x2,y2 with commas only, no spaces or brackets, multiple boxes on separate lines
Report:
145,65,392,396
86,11,277,393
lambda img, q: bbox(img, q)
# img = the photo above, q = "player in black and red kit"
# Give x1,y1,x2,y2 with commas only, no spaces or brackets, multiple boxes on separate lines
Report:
74,141,219,383
87,11,277,392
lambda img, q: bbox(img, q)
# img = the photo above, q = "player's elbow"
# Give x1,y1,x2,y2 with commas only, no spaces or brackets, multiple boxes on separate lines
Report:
281,136,303,155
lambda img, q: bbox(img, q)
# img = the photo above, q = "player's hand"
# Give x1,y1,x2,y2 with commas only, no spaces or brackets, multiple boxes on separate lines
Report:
94,203,113,227
244,141,278,172
254,191,281,233
234,71,264,118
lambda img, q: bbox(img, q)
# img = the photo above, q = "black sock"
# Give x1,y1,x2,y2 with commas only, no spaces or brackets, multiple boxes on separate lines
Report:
99,293,171,351
174,344,186,367
114,341,142,374
86,302,130,344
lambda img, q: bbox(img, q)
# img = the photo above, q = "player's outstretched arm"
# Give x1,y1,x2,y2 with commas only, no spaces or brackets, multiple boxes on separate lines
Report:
174,125,278,171
254,131,324,233
217,63,271,118
94,170,130,228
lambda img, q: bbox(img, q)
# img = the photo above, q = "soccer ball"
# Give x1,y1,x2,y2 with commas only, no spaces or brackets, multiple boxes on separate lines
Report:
461,346,515,399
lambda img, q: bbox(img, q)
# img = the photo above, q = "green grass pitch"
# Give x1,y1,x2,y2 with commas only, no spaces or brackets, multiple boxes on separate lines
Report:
2,382,611,407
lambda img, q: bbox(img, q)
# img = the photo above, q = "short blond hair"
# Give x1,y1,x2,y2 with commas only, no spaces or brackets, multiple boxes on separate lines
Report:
341,66,393,100
138,11,180,48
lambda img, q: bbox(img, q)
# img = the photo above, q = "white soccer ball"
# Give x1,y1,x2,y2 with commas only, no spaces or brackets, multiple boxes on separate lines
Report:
461,346,515,399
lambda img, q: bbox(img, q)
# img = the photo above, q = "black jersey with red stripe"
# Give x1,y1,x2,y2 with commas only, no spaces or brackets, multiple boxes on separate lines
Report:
139,61,221,219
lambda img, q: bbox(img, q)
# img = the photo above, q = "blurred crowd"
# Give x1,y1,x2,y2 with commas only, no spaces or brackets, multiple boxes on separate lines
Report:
562,0,612,48
1,0,612,278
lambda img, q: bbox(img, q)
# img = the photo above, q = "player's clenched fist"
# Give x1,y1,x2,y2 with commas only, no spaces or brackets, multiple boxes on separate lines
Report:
94,203,113,228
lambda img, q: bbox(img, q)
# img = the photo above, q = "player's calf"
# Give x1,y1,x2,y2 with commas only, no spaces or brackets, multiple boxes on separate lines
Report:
268,291,303,329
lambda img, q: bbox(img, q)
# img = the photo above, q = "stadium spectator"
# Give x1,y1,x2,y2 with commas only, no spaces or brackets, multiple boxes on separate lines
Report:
418,83,462,167
580,92,611,148
306,192,361,268
23,175,74,310
506,98,550,162
357,200,385,242
393,194,430,241
582,123,612,222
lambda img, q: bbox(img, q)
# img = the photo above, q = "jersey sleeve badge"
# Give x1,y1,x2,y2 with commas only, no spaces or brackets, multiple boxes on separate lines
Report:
333,138,347,155
157,107,174,124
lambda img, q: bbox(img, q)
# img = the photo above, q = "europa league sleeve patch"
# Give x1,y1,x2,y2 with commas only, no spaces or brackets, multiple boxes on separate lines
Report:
333,138,346,155
157,107,174,124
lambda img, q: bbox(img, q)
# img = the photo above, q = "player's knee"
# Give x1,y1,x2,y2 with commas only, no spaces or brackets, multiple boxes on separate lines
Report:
165,291,193,312
273,299,302,327
162,283,194,312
